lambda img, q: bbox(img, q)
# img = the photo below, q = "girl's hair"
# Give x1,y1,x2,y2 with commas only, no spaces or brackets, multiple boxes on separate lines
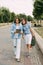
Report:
14,17,20,23
21,18,27,25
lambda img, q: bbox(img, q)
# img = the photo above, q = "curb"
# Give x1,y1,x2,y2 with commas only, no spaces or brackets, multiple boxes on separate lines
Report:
32,28,43,54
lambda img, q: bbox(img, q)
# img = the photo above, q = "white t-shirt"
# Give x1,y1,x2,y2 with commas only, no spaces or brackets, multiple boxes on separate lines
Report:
15,25,20,38
16,25,19,29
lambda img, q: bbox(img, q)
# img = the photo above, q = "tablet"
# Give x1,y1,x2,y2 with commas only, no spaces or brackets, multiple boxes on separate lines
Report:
16,29,21,33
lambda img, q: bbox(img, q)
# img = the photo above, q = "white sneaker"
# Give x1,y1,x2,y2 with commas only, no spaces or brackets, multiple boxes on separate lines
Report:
17,59,20,62
15,58,20,62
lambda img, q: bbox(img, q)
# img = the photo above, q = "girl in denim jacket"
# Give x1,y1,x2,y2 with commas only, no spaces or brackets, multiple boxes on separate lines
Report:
22,18,35,57
11,17,23,61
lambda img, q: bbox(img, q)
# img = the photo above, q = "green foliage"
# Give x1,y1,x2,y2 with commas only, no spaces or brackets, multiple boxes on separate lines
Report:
33,0,43,20
10,12,15,22
27,15,33,21
16,14,27,21
0,7,10,23
0,7,33,23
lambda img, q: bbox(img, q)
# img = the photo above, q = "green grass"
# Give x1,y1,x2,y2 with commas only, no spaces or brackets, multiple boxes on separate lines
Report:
35,27,43,38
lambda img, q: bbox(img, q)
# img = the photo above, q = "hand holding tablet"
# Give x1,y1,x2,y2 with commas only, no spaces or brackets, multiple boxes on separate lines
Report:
15,29,21,33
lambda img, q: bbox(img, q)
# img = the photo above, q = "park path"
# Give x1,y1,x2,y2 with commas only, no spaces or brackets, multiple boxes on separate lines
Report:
0,25,43,65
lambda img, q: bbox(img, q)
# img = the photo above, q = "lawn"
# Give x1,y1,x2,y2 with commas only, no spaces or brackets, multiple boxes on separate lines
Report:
35,27,43,38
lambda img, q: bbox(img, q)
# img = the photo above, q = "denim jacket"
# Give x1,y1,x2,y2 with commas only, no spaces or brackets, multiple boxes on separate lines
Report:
23,22,31,35
10,23,23,39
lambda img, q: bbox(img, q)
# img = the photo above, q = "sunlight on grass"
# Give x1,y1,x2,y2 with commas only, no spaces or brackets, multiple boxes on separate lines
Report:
35,27,43,38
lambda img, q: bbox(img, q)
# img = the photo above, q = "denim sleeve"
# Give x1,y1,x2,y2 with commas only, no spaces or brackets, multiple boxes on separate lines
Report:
10,24,16,34
28,22,31,28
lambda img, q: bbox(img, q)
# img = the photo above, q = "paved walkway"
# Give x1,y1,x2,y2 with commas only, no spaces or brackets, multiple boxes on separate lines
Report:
0,26,43,65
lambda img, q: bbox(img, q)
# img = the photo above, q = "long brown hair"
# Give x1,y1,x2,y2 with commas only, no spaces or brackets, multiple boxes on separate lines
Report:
14,17,20,23
22,18,27,25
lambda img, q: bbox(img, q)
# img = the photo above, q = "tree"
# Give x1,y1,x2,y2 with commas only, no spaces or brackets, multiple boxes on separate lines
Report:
16,13,27,21
0,7,10,23
27,15,33,21
1,7,10,23
0,8,3,23
10,12,15,22
33,0,43,25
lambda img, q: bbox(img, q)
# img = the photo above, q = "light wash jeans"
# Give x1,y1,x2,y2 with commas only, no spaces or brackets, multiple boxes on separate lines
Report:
13,38,21,59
